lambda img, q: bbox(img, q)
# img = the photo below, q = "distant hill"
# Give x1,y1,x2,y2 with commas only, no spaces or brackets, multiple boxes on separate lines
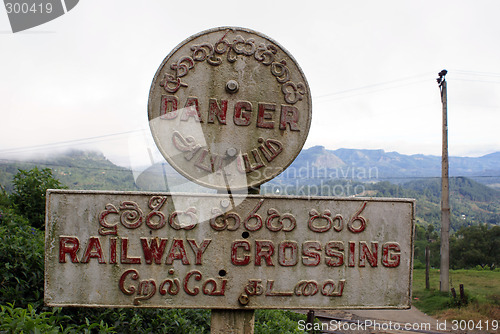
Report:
0,150,138,192
283,146,500,189
367,178,500,230
1,149,498,232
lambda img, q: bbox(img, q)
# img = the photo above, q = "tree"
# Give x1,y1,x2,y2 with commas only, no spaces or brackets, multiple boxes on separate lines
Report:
450,224,500,269
10,167,65,229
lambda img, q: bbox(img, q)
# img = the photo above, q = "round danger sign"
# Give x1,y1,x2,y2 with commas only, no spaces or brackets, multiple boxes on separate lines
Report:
148,27,312,190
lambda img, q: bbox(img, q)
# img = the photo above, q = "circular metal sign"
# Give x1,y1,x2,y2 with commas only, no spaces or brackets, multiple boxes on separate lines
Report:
148,27,312,190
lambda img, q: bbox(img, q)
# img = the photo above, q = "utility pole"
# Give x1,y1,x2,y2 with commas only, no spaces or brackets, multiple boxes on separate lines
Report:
437,69,450,292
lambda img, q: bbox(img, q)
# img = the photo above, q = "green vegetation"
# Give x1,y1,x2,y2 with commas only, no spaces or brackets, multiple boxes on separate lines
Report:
413,269,500,321
0,150,137,192
1,149,499,331
413,223,500,270
0,167,307,334
10,167,65,229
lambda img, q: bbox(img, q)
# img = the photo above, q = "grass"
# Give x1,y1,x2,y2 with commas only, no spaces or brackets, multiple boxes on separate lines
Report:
412,268,500,321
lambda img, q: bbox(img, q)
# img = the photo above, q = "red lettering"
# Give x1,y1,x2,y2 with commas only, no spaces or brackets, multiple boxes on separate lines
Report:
233,101,252,126
348,241,356,267
59,236,79,263
207,98,227,124
255,240,274,266
187,239,211,265
202,279,227,296
256,102,275,129
110,237,117,264
165,239,190,265
141,238,168,265
231,240,251,266
382,242,401,267
160,95,178,120
121,237,141,264
119,269,139,295
181,97,202,122
279,105,299,131
278,241,298,266
183,270,202,296
359,241,378,267
302,241,321,266
325,241,344,267
81,237,105,264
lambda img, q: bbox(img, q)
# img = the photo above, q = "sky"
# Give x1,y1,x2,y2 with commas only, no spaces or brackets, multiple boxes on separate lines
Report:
1,0,500,168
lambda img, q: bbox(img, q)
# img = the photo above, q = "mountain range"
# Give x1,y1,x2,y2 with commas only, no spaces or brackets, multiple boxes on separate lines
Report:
1,148,498,231
283,146,500,189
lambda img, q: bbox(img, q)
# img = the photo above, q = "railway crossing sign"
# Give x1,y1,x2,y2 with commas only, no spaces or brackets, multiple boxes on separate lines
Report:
45,190,414,309
45,27,415,315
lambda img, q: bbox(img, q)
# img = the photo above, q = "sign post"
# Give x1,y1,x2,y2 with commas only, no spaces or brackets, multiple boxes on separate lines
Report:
45,27,415,333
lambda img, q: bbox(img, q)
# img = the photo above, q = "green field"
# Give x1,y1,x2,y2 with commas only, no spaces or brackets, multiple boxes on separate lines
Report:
412,268,500,321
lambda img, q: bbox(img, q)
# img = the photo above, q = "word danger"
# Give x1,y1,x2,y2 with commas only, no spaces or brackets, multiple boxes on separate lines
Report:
160,95,300,131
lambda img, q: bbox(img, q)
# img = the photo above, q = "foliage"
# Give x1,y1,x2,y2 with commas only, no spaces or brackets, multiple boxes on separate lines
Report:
0,185,10,209
450,224,500,269
413,223,441,269
0,305,314,333
0,150,138,193
255,309,309,333
0,303,115,333
57,308,211,334
0,209,45,309
10,167,65,229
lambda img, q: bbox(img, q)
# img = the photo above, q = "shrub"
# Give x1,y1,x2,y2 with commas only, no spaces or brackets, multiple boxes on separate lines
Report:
10,167,65,229
0,303,115,333
0,209,45,309
255,309,308,333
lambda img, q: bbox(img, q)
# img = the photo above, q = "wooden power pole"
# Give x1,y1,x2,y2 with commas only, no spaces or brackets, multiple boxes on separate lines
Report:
437,69,450,292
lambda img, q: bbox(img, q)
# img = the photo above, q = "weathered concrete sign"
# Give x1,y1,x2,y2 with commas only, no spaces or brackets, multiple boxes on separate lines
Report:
148,27,312,191
45,190,415,309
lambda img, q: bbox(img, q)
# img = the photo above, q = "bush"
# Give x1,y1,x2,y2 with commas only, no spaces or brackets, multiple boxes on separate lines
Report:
0,209,45,309
255,309,308,333
10,167,65,229
59,308,211,334
413,259,425,269
0,303,115,333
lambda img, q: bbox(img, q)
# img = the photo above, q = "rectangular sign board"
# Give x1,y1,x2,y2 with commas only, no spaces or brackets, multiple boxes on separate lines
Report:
45,190,415,309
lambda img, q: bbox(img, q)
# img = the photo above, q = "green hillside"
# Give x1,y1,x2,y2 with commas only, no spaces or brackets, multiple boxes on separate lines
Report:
366,177,500,230
1,149,498,232
0,150,137,192
263,176,500,232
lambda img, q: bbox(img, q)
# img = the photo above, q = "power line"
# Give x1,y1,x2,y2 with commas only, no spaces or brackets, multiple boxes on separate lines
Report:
1,158,498,181
313,72,435,101
0,129,146,154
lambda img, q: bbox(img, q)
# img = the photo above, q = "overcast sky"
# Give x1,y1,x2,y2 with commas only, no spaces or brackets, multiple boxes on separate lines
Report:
1,0,499,167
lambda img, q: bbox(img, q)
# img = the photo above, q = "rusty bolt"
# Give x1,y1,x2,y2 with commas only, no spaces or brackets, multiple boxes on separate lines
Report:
238,293,249,306
226,80,239,93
